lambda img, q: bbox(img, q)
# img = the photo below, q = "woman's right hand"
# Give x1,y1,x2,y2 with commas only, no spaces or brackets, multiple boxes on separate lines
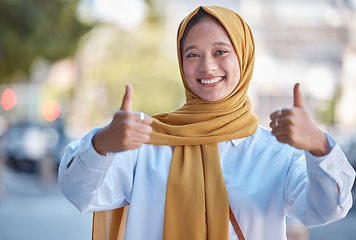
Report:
92,84,153,155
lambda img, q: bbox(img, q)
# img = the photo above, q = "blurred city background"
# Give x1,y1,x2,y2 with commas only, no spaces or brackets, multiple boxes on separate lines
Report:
0,0,355,239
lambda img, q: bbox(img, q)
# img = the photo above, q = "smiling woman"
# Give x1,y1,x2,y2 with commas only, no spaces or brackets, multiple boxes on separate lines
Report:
59,5,355,240
181,10,241,102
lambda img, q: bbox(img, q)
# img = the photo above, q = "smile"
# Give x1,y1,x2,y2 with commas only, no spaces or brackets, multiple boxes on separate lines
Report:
198,76,224,84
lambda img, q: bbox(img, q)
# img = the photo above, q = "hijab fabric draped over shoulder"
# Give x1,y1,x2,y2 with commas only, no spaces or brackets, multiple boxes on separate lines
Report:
92,6,258,240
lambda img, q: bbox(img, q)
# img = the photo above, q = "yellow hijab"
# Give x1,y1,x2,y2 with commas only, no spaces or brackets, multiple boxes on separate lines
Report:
92,6,258,240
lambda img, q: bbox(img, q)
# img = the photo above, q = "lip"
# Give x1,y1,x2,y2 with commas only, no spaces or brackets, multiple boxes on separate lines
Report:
197,76,225,87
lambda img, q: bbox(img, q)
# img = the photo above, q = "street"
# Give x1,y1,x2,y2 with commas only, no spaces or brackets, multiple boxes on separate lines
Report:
0,167,355,240
0,168,91,240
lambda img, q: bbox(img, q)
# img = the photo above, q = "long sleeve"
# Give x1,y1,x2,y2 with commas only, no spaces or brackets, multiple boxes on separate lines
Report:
58,128,138,213
58,125,354,240
284,134,355,227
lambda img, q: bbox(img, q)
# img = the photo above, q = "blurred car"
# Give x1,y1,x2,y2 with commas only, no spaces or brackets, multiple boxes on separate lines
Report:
2,120,69,173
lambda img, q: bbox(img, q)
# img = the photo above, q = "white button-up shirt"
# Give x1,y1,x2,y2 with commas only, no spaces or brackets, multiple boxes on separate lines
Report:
58,125,355,240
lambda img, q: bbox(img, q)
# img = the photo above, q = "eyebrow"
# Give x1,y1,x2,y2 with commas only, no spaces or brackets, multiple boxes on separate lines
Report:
183,41,232,53
213,42,232,48
184,45,198,53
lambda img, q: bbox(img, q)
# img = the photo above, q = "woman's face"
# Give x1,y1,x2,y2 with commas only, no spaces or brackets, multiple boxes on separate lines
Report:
182,16,240,102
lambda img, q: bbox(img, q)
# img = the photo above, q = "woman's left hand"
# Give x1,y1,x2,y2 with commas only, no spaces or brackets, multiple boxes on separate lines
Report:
270,83,332,156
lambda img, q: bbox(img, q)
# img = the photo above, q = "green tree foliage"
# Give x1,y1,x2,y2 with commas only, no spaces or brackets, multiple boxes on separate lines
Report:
317,88,341,125
144,0,163,25
0,0,92,84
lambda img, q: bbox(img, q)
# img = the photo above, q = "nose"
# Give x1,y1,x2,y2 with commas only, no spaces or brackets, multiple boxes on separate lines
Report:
200,56,217,73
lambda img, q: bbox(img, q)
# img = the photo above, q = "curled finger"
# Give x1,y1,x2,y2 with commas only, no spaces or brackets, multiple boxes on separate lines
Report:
270,107,292,120
134,111,153,125
131,131,151,143
135,123,153,135
270,117,281,129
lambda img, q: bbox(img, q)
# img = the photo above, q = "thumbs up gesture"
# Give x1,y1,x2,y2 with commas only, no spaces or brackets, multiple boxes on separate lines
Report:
270,83,331,156
92,84,153,155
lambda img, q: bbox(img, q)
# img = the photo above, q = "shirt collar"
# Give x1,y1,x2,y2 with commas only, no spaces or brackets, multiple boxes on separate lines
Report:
230,138,247,147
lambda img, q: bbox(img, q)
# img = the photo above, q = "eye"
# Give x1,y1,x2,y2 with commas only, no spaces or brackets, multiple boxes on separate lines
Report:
215,49,228,55
186,53,199,58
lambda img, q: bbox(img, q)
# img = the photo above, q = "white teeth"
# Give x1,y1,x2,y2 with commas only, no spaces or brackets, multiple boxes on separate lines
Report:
199,77,223,84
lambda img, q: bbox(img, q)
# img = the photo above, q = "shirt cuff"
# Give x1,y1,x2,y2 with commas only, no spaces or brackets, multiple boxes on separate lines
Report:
304,133,352,178
76,128,115,171
305,132,355,206
304,132,336,171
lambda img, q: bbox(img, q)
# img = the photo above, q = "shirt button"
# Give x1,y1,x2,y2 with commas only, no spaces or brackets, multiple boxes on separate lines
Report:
327,164,333,170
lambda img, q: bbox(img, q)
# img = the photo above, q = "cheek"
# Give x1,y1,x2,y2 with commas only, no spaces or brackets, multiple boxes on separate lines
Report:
182,61,196,84
227,58,241,81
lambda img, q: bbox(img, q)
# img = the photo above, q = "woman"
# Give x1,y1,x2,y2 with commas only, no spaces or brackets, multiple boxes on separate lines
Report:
59,6,355,240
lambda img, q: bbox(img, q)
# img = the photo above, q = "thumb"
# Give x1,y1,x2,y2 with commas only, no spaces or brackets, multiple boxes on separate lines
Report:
120,84,133,111
293,83,304,108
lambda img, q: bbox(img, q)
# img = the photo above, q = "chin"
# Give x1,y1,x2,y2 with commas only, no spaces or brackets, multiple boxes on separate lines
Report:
201,95,223,102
